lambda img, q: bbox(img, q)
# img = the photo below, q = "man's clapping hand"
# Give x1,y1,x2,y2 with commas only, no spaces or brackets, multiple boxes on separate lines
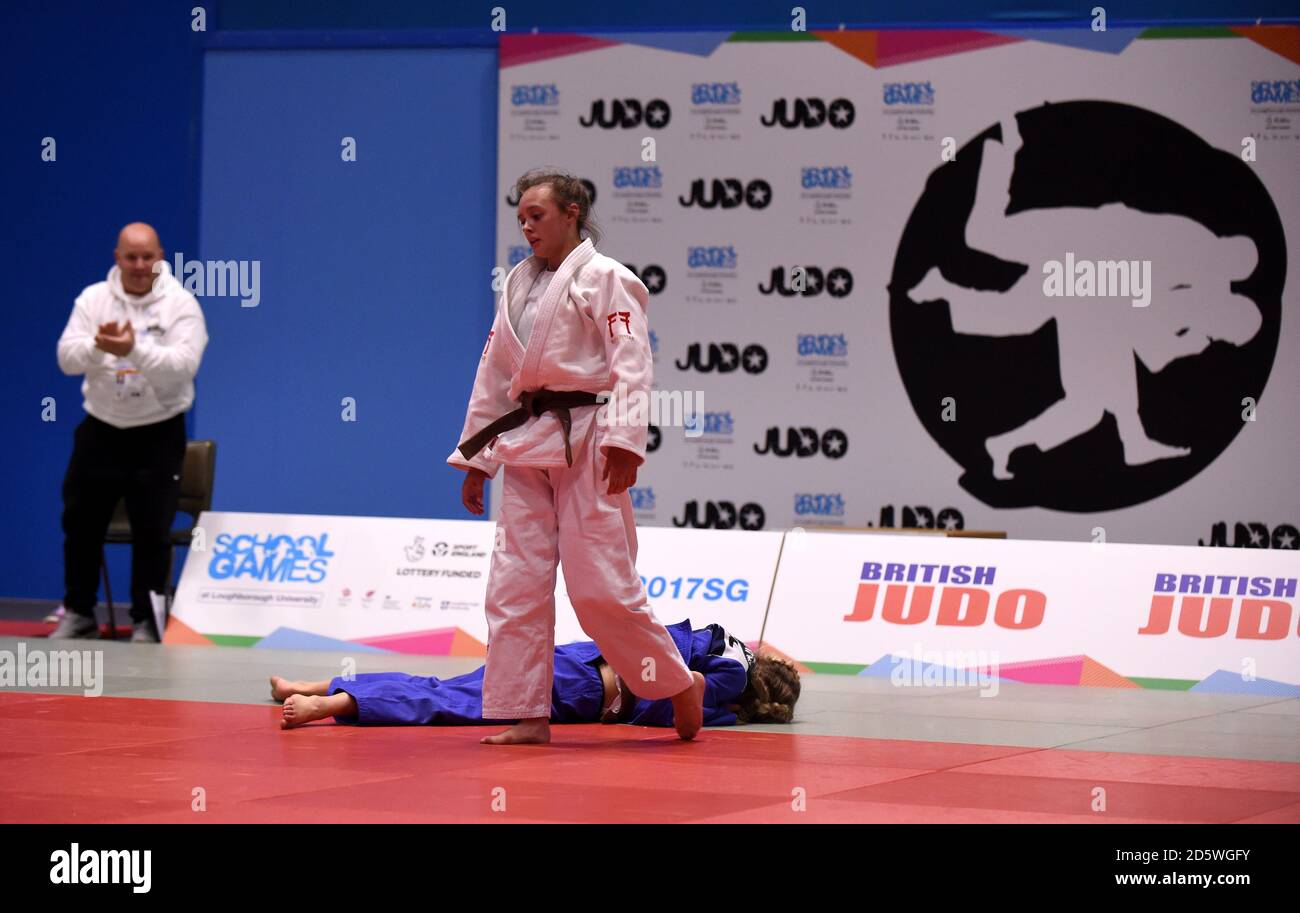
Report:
94,320,135,357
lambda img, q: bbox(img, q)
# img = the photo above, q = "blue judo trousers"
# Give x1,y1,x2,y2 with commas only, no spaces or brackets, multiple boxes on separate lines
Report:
328,619,754,728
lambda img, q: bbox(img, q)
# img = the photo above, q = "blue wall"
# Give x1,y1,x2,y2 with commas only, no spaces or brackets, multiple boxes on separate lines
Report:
3,0,1297,600
0,0,203,602
217,0,1292,30
196,48,496,517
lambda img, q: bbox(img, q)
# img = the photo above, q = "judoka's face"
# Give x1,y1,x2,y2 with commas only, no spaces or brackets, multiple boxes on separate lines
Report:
517,185,578,265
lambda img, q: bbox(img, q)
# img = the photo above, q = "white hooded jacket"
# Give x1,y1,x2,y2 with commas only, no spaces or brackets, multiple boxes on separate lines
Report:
57,261,209,428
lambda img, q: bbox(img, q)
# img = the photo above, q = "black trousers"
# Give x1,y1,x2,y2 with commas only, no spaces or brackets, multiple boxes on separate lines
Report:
61,413,187,624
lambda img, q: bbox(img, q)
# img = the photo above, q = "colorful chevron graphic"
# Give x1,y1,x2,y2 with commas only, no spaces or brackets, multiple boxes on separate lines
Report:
498,25,1300,69
765,644,1299,693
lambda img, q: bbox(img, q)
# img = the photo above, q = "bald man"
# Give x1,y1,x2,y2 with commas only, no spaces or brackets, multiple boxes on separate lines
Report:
53,223,209,642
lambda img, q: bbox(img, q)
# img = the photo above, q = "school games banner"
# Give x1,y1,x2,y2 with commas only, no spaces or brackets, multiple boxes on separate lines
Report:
168,512,497,653
496,27,1300,549
167,511,773,653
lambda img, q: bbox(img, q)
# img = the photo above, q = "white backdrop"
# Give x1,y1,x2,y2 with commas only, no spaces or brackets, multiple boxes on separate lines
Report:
495,31,1299,548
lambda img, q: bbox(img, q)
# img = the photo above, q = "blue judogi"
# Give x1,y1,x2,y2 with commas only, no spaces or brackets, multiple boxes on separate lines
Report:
327,619,754,728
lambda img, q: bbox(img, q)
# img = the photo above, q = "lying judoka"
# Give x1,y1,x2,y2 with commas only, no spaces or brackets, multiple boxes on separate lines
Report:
271,619,800,734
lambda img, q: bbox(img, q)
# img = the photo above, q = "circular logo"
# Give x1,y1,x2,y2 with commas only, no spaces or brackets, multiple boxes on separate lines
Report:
888,101,1284,512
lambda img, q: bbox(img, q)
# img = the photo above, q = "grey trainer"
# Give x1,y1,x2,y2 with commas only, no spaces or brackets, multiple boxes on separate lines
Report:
48,612,99,640
130,621,160,644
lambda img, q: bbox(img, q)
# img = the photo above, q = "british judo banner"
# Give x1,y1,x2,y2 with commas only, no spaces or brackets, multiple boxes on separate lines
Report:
763,530,1300,692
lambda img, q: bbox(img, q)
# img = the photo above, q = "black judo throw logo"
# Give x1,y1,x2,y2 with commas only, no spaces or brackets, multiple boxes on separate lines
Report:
679,178,772,209
888,101,1284,512
761,97,855,129
758,266,853,297
676,343,768,373
580,98,671,129
754,427,848,458
672,500,766,530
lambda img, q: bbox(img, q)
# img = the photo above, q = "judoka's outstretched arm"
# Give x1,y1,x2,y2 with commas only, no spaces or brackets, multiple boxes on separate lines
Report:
963,115,1023,263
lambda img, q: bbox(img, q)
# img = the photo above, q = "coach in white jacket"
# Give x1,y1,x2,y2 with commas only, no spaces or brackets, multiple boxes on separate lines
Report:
52,222,209,642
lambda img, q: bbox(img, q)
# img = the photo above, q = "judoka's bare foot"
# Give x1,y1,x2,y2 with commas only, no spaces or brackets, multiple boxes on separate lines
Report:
270,675,301,700
270,675,329,701
671,672,706,741
280,694,347,729
481,718,551,745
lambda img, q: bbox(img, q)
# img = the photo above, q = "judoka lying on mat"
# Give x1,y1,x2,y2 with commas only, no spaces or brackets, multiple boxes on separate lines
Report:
271,620,800,733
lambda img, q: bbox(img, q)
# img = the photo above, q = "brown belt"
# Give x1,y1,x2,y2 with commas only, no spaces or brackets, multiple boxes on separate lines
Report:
457,389,605,468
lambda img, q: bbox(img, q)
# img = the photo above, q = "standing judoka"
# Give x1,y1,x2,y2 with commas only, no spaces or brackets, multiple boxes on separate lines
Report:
448,169,705,744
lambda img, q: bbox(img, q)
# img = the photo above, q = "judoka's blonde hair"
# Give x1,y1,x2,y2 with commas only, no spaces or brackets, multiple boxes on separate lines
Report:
514,168,602,245
736,654,801,724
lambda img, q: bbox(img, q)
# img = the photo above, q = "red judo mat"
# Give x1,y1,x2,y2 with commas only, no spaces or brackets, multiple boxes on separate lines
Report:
2,691,1298,824
0,621,131,640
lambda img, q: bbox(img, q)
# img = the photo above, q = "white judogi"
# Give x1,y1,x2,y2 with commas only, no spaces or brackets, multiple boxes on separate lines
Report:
448,238,693,719
510,266,554,348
